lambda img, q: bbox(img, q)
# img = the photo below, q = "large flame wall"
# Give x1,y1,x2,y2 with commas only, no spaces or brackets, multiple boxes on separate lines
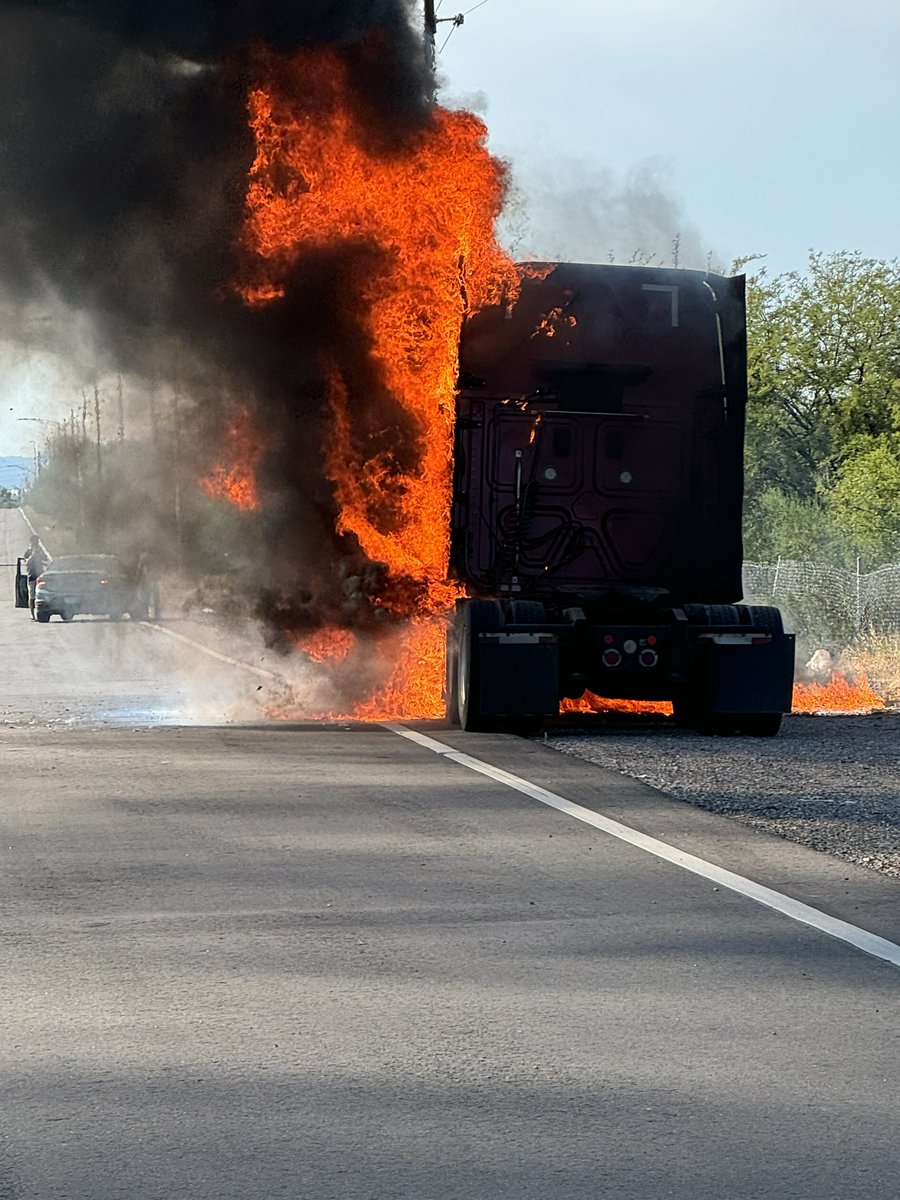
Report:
240,49,516,611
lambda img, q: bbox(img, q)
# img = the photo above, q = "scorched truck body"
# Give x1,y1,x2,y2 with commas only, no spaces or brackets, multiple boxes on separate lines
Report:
445,262,795,735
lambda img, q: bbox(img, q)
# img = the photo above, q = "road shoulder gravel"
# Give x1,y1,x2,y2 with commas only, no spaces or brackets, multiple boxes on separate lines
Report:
539,712,900,879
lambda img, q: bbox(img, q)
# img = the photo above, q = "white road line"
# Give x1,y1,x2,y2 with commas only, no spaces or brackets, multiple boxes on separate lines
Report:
140,622,285,682
386,723,900,970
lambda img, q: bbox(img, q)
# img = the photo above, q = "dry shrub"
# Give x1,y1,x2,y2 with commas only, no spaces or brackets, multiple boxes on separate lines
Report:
843,634,900,701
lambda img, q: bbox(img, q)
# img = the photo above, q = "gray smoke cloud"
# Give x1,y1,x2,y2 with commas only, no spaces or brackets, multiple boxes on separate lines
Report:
498,153,718,271
0,0,434,645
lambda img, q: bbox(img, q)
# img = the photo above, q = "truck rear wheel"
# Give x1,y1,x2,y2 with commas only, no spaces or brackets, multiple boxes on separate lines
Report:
672,691,698,729
444,625,460,726
683,603,741,628
737,605,785,637
692,712,783,736
457,600,504,732
736,713,783,737
507,600,545,625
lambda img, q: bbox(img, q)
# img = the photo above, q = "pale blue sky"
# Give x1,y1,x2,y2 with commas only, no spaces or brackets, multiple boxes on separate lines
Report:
3,1,897,455
437,0,900,274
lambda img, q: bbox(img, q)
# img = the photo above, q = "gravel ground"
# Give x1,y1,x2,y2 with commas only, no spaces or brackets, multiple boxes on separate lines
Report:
540,710,900,878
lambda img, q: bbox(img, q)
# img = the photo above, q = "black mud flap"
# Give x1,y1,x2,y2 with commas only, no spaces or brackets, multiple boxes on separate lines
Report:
15,559,29,609
477,632,560,718
697,632,796,715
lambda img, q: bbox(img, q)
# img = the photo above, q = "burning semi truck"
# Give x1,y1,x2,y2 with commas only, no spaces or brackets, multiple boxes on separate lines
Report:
444,262,795,735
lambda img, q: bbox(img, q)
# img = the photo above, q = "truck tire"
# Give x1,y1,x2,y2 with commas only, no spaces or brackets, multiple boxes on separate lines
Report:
736,713,783,737
672,690,699,729
507,600,545,625
683,603,741,628
737,605,784,637
457,600,504,732
36,611,51,623
444,625,460,726
694,712,739,736
693,711,782,736
676,692,739,735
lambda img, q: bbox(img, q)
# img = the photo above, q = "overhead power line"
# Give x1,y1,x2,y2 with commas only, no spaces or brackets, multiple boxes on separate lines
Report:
425,0,492,62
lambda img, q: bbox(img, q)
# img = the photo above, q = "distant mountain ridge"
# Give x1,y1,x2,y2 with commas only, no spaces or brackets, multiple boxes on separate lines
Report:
0,456,32,490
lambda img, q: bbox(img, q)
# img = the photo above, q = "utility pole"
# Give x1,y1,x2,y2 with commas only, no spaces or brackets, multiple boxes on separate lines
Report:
424,0,437,75
424,0,465,85
69,407,85,536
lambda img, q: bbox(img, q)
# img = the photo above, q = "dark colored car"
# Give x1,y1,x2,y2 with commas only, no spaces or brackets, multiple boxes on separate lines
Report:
34,554,145,623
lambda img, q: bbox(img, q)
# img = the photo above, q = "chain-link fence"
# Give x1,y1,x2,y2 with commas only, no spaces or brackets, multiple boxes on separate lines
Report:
742,559,900,643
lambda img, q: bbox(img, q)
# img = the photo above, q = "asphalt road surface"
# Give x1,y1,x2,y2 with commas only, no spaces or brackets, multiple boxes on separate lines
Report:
1,508,899,1200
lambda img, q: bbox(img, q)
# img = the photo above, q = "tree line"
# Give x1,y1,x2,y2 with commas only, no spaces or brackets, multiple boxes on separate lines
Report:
743,249,900,569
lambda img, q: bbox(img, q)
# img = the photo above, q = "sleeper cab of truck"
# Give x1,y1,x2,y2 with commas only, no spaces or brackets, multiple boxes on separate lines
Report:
445,262,795,736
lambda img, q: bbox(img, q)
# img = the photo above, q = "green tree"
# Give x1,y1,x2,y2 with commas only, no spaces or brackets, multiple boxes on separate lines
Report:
743,486,853,566
826,435,900,567
743,250,900,562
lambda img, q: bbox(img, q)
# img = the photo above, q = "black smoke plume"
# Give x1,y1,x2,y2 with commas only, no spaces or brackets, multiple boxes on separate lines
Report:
0,0,432,644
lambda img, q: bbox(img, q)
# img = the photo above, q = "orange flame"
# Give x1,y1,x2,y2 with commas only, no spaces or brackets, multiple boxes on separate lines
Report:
240,50,515,596
294,627,355,665
201,409,265,512
351,616,447,721
234,45,519,717
531,306,577,340
561,693,673,716
561,672,889,721
267,616,446,722
792,670,885,713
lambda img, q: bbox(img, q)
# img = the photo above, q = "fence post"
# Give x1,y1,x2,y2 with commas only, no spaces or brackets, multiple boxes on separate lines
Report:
855,556,862,636
772,555,782,601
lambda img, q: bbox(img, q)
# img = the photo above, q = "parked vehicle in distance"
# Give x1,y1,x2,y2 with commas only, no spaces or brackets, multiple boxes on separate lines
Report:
34,554,147,623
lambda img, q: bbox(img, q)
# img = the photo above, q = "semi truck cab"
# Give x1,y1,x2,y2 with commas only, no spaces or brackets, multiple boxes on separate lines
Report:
445,262,795,734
